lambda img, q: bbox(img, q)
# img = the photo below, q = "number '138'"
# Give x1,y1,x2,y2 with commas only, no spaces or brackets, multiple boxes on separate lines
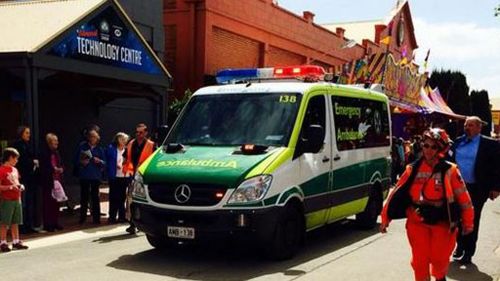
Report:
279,95,297,103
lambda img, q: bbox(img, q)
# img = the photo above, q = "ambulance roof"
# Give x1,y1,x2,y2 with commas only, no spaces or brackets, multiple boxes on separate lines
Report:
193,82,388,101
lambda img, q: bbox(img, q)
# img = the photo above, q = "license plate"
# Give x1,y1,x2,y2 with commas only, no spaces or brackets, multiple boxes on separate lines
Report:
167,226,195,239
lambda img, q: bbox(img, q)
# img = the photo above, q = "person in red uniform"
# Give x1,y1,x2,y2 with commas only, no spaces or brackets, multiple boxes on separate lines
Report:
380,128,474,281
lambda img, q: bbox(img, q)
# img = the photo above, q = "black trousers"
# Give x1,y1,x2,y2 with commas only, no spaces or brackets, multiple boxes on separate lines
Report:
108,177,130,221
21,179,37,229
80,179,101,223
456,183,488,258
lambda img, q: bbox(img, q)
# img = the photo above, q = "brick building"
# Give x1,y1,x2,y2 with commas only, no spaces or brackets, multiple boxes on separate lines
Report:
164,0,417,99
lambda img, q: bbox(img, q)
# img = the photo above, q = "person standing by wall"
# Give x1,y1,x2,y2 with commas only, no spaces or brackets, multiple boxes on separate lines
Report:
11,126,39,234
448,116,500,264
74,129,106,225
380,128,474,281
123,123,155,234
105,132,130,224
40,133,64,232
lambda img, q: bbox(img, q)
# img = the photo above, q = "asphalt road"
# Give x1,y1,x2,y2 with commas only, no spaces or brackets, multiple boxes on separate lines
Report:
1,200,499,281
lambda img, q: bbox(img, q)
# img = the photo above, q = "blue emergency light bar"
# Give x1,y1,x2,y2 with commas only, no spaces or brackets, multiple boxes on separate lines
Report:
215,65,326,84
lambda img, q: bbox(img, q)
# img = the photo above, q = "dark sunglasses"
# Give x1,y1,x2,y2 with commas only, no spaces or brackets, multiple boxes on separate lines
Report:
422,143,438,150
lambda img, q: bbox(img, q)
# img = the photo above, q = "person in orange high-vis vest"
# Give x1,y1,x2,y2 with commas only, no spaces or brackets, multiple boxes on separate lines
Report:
124,123,155,234
123,124,155,177
380,128,474,281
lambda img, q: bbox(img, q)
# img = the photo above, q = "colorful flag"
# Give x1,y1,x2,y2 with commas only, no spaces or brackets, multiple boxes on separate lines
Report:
380,36,391,45
380,20,394,45
423,49,430,70
400,57,408,66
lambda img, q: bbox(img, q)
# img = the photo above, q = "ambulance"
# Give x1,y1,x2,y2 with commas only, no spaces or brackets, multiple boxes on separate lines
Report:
130,65,392,259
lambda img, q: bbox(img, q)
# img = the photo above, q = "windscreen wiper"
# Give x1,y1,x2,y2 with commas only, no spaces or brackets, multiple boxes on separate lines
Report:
163,143,184,153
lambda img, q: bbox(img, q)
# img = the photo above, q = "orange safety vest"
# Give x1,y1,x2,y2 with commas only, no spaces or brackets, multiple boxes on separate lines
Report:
123,138,155,176
382,160,474,230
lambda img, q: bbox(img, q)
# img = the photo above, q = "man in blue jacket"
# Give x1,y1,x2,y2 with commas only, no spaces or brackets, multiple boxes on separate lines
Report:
74,129,106,225
448,116,500,264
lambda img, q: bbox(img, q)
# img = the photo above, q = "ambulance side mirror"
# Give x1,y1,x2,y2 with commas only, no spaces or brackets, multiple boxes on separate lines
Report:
295,124,325,158
156,125,169,143
304,125,325,153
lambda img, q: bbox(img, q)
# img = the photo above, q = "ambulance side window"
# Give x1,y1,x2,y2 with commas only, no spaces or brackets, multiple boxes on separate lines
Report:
301,95,326,141
294,95,326,158
332,96,390,150
303,95,325,130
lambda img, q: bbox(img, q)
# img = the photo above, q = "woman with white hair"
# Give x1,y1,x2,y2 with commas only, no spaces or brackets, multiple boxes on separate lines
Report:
105,132,130,224
39,133,64,232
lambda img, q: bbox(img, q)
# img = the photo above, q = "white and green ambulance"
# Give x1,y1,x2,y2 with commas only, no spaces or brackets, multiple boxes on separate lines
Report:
131,65,392,259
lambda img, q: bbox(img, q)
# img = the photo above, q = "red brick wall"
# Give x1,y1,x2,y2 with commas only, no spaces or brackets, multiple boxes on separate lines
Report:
267,46,305,67
164,0,417,99
209,27,260,73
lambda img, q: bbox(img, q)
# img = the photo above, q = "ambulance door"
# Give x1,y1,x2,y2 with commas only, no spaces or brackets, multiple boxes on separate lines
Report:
297,93,333,229
327,94,367,222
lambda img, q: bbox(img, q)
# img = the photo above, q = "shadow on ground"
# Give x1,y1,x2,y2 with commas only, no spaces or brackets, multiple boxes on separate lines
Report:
447,261,493,281
92,232,139,244
106,220,379,281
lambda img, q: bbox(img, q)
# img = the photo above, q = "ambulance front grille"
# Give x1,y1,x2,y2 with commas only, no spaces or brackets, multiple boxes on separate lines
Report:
147,183,227,206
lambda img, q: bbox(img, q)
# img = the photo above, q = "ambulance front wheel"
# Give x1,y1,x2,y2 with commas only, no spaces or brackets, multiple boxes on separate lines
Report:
266,202,305,260
356,185,383,229
146,234,171,250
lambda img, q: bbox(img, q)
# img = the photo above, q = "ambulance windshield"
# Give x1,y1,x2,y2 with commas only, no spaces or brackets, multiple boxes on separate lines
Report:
166,93,301,147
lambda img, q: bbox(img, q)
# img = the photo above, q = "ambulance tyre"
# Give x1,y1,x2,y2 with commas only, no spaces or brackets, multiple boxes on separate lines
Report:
356,185,382,229
266,202,304,260
146,234,171,250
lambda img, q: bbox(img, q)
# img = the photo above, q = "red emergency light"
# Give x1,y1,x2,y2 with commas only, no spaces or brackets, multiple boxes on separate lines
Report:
216,65,327,84
273,65,326,79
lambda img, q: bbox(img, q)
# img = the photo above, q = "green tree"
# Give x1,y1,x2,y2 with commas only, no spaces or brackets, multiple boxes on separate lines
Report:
428,70,470,115
470,90,492,135
167,89,192,127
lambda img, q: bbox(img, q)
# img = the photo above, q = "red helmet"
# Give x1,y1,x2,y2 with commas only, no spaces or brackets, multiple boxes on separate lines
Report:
422,128,452,152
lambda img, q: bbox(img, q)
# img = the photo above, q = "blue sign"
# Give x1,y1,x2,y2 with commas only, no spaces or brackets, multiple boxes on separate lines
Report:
50,6,163,75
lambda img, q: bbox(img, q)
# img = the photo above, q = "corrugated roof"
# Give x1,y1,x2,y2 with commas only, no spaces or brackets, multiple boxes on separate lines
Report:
322,20,383,44
0,0,105,53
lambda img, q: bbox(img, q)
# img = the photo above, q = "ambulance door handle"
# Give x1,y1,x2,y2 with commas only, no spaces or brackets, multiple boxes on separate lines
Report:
322,156,330,163
333,155,341,161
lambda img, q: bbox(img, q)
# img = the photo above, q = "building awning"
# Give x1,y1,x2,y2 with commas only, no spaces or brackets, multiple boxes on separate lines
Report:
389,97,429,114
419,87,466,119
0,0,171,87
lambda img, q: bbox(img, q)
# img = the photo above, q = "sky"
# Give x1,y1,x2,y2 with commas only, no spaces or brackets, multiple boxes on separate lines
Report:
278,0,500,99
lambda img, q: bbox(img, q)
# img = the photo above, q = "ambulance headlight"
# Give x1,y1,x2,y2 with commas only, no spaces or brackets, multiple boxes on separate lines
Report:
228,175,272,203
131,173,147,199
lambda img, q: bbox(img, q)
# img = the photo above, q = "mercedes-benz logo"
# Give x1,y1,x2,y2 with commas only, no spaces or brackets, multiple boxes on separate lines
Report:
174,184,191,203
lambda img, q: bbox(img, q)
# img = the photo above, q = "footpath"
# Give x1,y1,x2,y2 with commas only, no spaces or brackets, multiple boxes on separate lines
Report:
22,186,124,241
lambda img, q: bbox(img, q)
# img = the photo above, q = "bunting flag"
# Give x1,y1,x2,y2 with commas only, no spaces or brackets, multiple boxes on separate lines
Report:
380,36,391,45
423,49,430,71
380,20,394,45
354,58,369,82
400,57,408,66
